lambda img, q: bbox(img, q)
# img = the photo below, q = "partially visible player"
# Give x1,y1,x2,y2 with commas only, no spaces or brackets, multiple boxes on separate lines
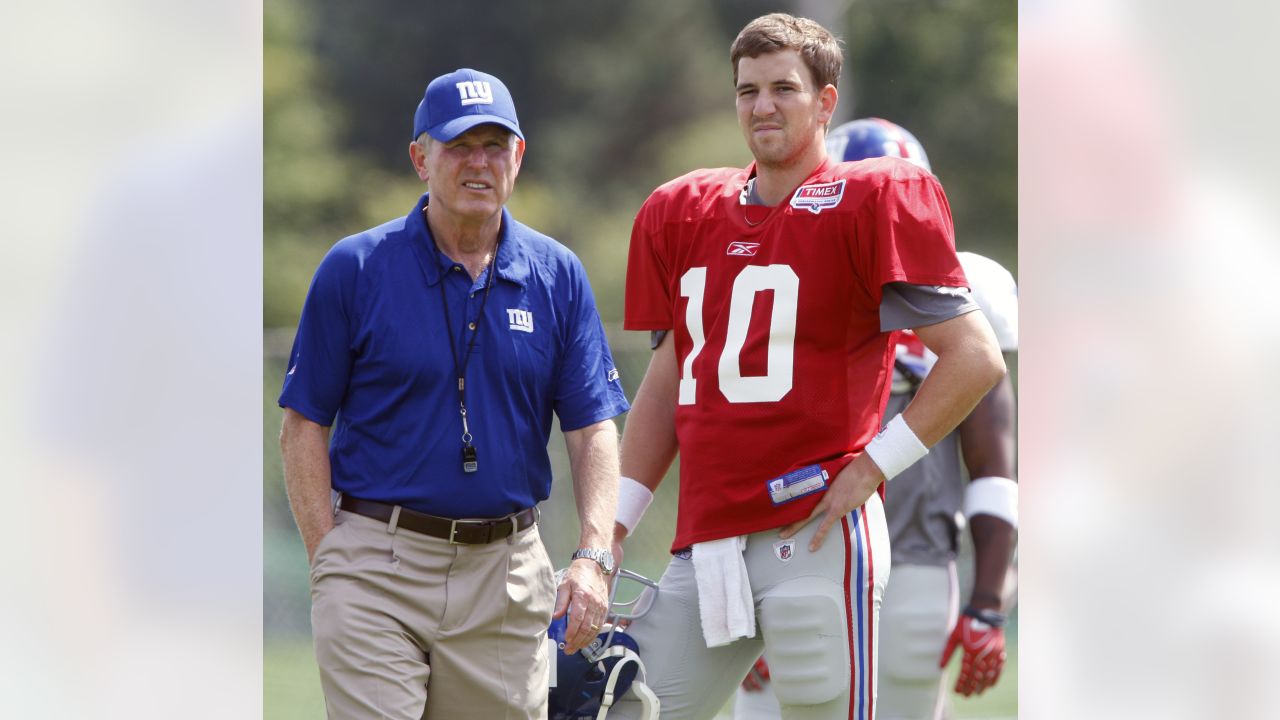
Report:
735,118,1019,720
824,117,931,174
610,14,1006,720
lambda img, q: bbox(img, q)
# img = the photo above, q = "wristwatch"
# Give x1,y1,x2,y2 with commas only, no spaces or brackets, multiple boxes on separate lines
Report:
570,547,616,576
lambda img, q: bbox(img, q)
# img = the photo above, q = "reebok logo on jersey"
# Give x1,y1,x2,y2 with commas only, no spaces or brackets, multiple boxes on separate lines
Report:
507,308,534,333
607,368,620,382
726,241,760,256
790,179,846,214
456,80,493,106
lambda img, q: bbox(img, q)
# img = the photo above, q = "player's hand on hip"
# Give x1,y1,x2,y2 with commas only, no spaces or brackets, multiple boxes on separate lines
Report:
553,558,610,655
778,454,884,551
940,615,1007,696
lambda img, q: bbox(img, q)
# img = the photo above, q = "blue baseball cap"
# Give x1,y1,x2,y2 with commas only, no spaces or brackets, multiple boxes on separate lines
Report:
412,68,524,142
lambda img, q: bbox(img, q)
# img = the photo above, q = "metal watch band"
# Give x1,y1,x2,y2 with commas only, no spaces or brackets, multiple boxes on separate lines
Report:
571,547,616,575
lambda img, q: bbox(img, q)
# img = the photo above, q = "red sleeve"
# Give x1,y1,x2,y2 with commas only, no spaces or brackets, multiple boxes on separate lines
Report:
624,193,674,330
853,168,967,305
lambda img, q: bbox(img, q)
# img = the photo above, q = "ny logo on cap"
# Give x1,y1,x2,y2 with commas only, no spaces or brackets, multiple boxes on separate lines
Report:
456,81,493,106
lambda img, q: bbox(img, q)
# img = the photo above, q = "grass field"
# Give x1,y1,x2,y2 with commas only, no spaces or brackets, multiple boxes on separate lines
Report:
264,640,326,720
265,632,1016,719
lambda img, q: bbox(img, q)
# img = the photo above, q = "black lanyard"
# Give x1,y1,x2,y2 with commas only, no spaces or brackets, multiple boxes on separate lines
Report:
437,240,500,473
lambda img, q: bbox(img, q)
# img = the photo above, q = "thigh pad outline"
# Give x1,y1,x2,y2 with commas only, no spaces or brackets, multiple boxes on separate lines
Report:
879,597,950,683
759,593,849,706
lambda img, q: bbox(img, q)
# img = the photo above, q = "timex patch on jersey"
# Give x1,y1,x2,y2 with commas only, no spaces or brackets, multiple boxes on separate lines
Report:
790,179,846,214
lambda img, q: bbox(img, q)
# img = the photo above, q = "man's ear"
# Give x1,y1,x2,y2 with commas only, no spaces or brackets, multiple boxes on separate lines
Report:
817,84,838,126
513,137,526,172
409,141,430,182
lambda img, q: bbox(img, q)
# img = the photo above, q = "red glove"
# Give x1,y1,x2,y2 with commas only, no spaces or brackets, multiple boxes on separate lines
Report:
740,656,771,692
940,608,1006,696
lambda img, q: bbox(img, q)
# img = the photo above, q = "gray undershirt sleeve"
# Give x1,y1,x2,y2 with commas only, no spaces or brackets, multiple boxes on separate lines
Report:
879,282,979,332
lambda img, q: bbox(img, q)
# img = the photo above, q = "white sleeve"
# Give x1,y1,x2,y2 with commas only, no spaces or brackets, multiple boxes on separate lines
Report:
958,252,1018,351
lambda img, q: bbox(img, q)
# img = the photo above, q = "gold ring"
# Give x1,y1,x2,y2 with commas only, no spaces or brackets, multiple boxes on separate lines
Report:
589,623,601,632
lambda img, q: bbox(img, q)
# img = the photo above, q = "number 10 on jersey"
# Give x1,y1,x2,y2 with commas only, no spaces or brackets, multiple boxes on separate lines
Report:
679,264,799,405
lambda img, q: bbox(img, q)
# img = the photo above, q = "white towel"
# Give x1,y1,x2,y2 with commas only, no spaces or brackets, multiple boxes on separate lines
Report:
691,536,755,647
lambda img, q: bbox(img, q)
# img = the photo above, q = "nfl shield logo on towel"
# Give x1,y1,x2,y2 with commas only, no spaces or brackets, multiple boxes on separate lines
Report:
773,540,795,562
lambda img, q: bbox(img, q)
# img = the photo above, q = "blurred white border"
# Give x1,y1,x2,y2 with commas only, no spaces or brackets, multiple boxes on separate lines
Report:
1021,0,1280,718
4,0,1279,716
1,1,263,717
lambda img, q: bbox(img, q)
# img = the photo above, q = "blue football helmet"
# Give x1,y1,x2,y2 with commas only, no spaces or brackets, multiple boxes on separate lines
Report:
548,567,660,720
826,117,932,173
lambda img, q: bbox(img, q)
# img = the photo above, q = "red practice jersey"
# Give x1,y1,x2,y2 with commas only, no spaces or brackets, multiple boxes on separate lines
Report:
625,157,967,551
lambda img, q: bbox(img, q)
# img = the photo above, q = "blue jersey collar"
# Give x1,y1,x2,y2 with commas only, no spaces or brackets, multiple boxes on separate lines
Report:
408,193,531,288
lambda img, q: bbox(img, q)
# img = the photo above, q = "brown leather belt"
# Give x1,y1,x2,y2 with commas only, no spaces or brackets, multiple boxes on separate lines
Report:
338,495,537,545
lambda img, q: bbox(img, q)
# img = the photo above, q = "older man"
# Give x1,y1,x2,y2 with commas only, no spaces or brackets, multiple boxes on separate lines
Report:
279,68,629,719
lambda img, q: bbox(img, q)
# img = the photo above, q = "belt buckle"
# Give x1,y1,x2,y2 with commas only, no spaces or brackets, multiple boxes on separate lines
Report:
448,518,463,545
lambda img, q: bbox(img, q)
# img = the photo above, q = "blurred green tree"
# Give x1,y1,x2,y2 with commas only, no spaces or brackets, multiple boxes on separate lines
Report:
841,0,1018,270
266,0,1015,326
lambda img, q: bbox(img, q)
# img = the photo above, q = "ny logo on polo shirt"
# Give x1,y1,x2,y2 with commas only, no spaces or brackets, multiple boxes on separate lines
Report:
507,308,534,333
456,81,493,106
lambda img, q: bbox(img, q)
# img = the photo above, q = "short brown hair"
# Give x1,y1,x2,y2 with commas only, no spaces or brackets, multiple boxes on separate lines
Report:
730,13,843,90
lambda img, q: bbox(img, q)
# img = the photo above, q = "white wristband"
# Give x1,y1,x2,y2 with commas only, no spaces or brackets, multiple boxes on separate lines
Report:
864,414,928,481
616,476,654,536
964,476,1018,528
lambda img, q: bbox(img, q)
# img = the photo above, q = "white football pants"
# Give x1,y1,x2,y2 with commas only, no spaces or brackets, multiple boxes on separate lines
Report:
732,562,958,720
613,494,890,720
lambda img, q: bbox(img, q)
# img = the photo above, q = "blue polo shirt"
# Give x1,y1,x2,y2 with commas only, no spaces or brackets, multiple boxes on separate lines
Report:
279,193,630,518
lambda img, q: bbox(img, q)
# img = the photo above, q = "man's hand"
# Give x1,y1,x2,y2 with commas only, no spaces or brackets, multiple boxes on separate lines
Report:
940,614,1007,696
304,526,335,564
740,656,771,692
552,558,610,655
778,454,884,551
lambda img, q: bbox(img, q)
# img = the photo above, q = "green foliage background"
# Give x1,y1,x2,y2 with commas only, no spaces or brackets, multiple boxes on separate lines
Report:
264,1,1016,716
265,0,1016,327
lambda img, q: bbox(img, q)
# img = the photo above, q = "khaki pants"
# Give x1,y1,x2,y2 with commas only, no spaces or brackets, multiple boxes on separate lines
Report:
310,509,556,719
